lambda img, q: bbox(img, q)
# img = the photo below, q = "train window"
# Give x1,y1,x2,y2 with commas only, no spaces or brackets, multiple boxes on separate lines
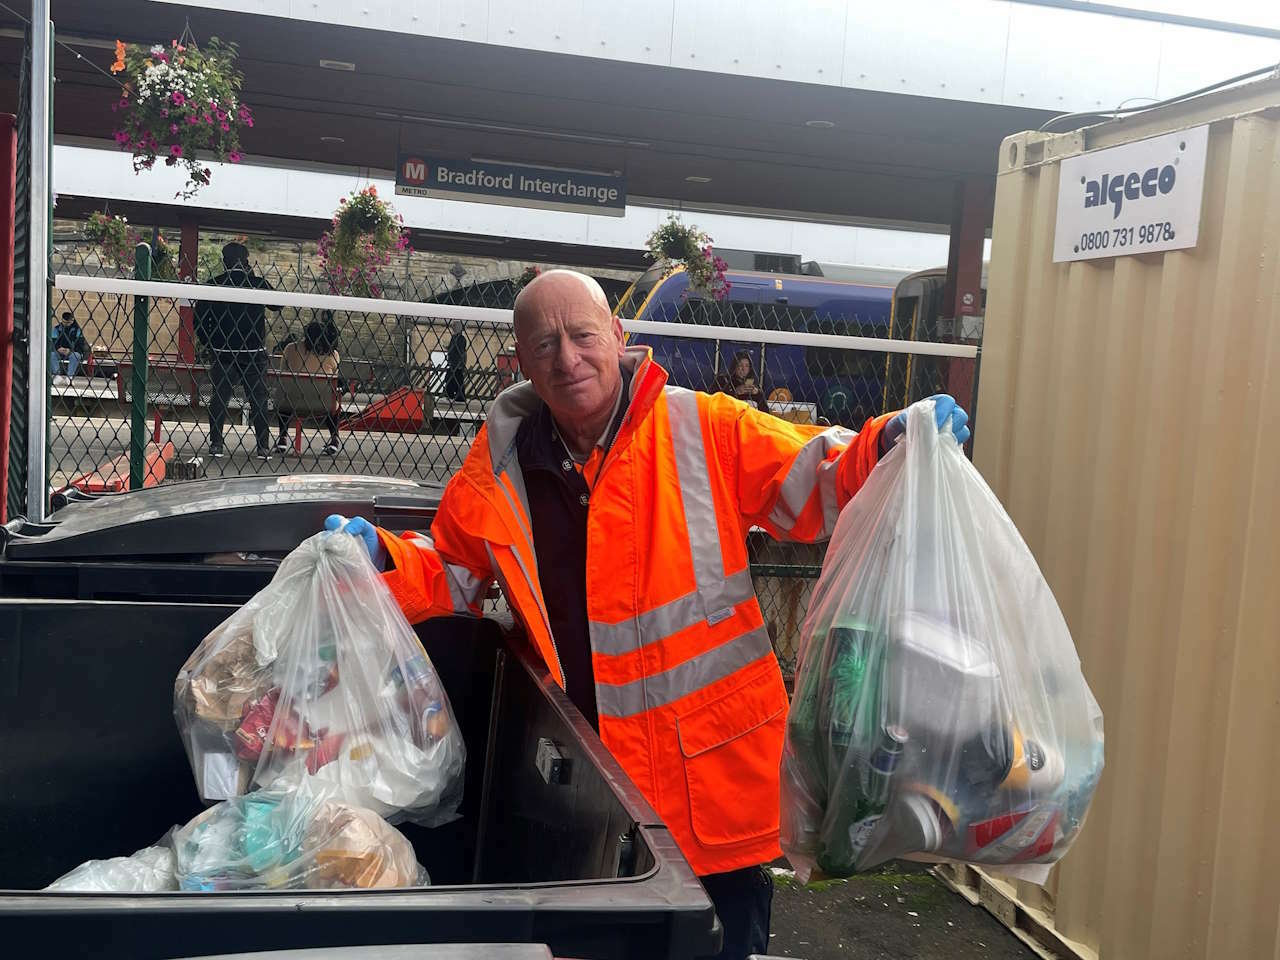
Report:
804,315,886,378
760,304,814,331
677,299,716,325
677,299,761,327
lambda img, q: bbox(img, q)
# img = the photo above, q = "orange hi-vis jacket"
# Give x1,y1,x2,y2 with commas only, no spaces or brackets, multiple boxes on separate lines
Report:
377,346,891,876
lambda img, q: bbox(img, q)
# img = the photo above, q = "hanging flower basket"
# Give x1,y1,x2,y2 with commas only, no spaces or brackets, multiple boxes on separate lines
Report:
110,36,253,199
513,265,542,293
645,215,730,300
84,211,179,280
318,186,411,297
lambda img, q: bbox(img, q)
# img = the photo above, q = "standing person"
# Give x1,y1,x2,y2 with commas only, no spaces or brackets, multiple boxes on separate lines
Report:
194,242,280,459
714,350,768,412
274,314,342,456
50,311,89,386
322,271,970,960
443,319,467,402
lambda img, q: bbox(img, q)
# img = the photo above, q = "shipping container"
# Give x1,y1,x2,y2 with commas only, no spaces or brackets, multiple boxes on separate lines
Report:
971,75,1280,960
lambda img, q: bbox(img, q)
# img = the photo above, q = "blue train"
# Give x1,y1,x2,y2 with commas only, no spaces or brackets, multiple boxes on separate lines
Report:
616,263,907,426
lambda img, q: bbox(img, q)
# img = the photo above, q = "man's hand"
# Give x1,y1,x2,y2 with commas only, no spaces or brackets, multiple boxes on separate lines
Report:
882,394,970,453
324,514,386,569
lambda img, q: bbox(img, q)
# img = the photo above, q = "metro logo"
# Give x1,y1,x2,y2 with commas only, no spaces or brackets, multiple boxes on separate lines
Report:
402,158,427,185
1084,164,1176,219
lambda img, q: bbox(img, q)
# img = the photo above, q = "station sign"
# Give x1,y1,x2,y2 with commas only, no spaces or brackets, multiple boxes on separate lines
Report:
396,154,626,216
1053,125,1208,263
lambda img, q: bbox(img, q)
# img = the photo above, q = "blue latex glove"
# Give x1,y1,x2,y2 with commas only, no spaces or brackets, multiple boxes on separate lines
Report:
881,394,971,453
324,514,387,570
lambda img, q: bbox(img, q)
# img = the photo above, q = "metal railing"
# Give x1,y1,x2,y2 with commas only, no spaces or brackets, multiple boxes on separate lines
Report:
40,244,980,678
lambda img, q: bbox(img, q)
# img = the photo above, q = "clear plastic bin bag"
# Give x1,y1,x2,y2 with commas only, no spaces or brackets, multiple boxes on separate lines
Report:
175,530,465,826
45,836,178,892
781,401,1105,882
174,788,428,891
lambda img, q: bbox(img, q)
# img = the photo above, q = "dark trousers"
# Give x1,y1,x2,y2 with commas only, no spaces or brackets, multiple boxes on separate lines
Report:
209,351,269,451
277,410,339,442
699,865,774,960
443,369,465,402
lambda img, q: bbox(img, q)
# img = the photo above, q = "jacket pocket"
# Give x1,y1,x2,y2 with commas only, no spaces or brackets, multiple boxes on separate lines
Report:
676,665,788,847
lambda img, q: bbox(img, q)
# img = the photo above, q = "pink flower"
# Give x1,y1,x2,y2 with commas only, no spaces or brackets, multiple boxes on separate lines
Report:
110,102,118,113
220,122,230,132
170,91,185,106
113,130,130,145
170,144,183,157
160,108,169,118
170,123,179,134
119,98,129,108
228,151,242,163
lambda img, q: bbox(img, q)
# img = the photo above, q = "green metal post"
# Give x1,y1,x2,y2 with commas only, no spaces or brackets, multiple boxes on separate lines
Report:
129,241,151,489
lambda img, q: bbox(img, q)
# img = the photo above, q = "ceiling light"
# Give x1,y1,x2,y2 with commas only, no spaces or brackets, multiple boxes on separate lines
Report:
319,59,356,71
320,136,345,144
804,119,836,129
685,175,712,183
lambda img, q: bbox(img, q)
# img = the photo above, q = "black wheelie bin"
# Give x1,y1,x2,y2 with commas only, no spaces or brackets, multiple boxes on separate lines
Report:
0,476,721,959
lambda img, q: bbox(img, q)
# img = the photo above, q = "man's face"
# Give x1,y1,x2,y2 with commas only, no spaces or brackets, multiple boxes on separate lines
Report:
515,275,625,429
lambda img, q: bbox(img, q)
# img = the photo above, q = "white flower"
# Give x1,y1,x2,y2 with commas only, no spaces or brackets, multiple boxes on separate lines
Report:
151,44,164,56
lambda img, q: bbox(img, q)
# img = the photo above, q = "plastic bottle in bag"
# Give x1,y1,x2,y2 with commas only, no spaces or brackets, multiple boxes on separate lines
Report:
819,722,908,875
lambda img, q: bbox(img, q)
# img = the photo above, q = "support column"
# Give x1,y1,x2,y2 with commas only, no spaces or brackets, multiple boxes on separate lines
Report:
26,4,51,521
942,177,992,419
178,215,198,364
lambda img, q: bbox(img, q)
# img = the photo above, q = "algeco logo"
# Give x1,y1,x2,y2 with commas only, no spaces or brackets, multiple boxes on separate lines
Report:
1084,163,1176,219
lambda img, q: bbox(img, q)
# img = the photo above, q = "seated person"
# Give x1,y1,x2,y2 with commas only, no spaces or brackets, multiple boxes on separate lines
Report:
275,314,342,456
51,311,89,385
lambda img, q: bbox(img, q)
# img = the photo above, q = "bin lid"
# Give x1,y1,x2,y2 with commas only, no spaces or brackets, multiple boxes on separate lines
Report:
2,475,443,561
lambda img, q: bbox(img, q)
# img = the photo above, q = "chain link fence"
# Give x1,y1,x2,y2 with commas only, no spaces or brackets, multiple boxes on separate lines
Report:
45,228,979,680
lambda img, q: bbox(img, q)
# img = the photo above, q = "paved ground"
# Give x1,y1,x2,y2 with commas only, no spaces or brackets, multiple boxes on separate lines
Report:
767,861,1037,960
48,414,471,489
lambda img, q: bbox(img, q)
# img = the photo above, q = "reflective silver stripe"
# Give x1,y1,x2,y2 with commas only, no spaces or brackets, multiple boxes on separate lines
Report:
665,388,732,618
403,531,483,614
589,568,756,656
595,624,774,719
485,535,564,685
768,426,854,538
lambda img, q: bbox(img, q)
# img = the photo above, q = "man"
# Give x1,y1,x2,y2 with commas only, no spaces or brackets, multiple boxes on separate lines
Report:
194,242,280,459
443,319,468,402
327,270,969,959
50,311,89,387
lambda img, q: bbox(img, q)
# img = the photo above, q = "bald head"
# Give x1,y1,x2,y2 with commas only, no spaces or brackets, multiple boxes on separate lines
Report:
513,269,610,340
512,268,625,443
